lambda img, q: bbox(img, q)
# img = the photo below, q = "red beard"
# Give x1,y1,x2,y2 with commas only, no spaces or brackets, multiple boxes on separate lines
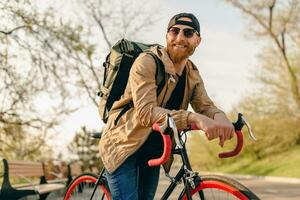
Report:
166,42,196,63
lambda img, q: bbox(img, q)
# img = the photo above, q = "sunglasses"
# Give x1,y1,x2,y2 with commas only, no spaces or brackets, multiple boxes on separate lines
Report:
168,27,199,38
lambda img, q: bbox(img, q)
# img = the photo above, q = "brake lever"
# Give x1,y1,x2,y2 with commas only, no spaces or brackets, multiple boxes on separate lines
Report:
241,115,257,141
167,114,183,149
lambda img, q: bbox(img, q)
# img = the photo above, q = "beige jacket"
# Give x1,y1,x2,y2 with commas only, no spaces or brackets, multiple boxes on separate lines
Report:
99,46,223,173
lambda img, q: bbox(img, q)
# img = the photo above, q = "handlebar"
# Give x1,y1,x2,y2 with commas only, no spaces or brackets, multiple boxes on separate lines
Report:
148,113,256,167
218,113,256,158
148,124,172,167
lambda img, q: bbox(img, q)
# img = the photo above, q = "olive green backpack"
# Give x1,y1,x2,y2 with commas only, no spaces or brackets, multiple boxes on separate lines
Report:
98,38,165,123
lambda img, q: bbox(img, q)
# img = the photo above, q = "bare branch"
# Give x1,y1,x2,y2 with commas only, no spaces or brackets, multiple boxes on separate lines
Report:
91,12,112,49
281,28,286,56
227,0,300,111
268,0,276,32
0,25,28,35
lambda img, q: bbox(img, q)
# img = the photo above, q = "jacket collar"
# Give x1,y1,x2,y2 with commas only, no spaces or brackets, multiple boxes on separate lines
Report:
150,46,176,76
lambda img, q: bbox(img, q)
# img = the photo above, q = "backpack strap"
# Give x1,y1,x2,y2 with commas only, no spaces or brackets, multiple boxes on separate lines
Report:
114,52,165,125
146,52,165,95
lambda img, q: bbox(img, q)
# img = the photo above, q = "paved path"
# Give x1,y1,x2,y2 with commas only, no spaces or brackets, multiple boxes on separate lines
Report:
155,168,300,200
235,176,300,200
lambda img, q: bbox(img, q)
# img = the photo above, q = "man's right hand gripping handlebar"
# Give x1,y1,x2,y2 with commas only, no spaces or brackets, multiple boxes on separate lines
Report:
148,113,256,167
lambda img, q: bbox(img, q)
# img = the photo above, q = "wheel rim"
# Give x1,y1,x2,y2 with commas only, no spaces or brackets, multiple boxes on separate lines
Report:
182,180,249,200
64,175,111,200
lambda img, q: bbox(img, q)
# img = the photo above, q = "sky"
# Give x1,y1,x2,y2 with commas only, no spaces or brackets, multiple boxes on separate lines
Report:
50,0,261,156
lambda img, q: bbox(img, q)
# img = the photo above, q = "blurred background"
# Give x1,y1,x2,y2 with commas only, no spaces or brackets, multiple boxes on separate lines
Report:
1,0,299,179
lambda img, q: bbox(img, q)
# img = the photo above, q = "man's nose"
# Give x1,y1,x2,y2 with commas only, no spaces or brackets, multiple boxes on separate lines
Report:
175,30,186,41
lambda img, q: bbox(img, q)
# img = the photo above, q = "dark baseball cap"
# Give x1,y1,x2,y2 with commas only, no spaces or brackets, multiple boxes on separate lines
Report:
167,13,200,35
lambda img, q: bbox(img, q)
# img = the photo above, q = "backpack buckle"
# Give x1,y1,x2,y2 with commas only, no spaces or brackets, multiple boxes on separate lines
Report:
97,91,103,97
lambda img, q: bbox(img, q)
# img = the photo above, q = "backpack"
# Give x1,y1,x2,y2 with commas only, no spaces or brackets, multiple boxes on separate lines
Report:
98,38,165,123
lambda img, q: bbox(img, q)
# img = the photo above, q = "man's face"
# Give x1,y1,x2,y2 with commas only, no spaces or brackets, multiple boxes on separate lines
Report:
166,17,201,63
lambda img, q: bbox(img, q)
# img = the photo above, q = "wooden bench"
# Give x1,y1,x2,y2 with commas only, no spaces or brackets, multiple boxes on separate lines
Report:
44,162,68,184
0,159,65,200
66,162,82,187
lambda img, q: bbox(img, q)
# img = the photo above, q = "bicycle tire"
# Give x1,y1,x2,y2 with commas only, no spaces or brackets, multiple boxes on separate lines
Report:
64,172,111,200
182,174,260,200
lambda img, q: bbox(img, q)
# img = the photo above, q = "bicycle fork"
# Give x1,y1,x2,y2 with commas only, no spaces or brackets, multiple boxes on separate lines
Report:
161,148,206,200
178,170,205,200
90,168,106,200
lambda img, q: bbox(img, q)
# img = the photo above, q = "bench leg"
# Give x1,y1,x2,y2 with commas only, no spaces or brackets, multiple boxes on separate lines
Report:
39,192,50,200
0,188,36,200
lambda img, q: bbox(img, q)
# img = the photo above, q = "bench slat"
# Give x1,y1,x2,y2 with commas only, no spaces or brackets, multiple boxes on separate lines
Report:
9,170,44,177
7,160,44,177
8,160,42,165
18,183,65,194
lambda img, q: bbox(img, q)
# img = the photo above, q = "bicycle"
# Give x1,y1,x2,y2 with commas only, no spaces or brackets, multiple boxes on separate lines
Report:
64,113,260,200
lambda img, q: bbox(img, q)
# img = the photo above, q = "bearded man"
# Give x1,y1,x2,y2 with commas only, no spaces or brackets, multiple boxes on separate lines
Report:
99,13,235,200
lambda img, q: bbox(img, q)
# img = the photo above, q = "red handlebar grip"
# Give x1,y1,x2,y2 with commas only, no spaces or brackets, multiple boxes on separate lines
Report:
148,134,172,166
218,130,243,158
148,123,172,167
152,123,161,132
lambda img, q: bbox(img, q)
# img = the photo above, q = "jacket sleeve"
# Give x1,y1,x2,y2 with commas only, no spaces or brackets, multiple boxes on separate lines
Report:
129,53,190,129
190,71,224,119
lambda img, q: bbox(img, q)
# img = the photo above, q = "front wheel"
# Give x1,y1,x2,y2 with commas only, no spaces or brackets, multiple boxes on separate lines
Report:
182,175,260,200
64,172,111,200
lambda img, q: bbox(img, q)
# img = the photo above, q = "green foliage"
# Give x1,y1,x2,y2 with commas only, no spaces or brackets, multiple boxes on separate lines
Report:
185,0,300,176
187,131,225,170
188,90,300,173
206,145,300,178
0,124,54,161
230,92,300,158
67,126,102,173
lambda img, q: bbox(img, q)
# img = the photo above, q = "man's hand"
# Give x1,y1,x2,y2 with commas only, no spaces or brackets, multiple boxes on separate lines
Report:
213,113,235,147
188,112,234,147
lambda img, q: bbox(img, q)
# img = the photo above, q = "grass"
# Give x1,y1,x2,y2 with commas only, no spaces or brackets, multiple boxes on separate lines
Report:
191,145,300,178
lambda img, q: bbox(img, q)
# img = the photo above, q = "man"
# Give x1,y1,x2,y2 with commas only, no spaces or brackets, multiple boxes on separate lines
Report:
99,13,234,200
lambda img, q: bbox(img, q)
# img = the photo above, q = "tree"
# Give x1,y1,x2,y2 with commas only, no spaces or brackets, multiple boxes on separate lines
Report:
222,0,300,157
189,0,300,170
0,0,158,127
67,126,102,172
225,0,300,118
65,0,158,105
0,0,158,160
0,0,82,130
0,124,53,161
79,0,158,49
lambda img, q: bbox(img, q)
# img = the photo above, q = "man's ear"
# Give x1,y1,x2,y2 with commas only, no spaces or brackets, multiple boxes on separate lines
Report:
196,36,202,47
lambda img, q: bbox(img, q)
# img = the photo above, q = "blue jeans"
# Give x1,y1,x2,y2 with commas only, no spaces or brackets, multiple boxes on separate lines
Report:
105,133,163,200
